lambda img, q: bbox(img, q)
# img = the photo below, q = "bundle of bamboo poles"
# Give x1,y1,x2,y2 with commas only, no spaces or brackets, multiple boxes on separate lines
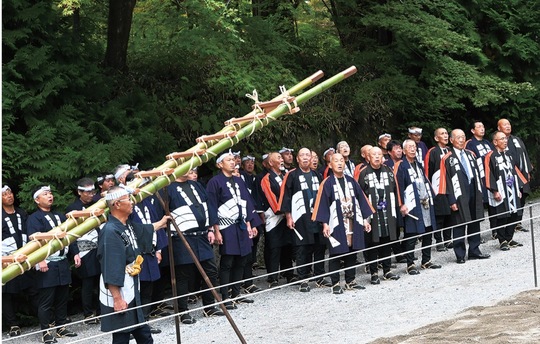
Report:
2,66,357,284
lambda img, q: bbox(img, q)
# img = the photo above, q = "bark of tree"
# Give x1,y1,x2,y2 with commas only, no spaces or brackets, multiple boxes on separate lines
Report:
103,0,137,71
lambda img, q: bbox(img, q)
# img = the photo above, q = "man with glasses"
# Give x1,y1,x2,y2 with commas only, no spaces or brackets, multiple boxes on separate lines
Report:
97,186,169,344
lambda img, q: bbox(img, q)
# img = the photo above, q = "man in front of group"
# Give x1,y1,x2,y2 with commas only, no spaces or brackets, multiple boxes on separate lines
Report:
279,148,330,292
312,153,374,294
97,186,169,344
440,129,490,263
484,131,528,251
395,140,442,275
358,147,400,284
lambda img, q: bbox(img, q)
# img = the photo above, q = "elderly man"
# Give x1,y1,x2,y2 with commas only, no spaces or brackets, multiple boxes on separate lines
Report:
27,186,80,343
279,148,330,292
336,141,355,178
260,152,295,286
424,128,452,251
485,131,528,251
66,178,101,325
206,152,259,306
2,185,37,338
358,147,400,284
498,118,533,232
440,129,490,263
279,147,295,172
395,140,442,275
97,186,169,344
312,153,374,294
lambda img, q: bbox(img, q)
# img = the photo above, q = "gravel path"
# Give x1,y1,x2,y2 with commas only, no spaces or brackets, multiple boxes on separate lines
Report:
4,203,540,344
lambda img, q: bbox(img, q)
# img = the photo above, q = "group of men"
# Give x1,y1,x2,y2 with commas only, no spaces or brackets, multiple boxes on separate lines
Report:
2,118,533,343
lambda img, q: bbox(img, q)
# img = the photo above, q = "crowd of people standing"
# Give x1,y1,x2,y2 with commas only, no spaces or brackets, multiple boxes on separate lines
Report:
2,117,533,343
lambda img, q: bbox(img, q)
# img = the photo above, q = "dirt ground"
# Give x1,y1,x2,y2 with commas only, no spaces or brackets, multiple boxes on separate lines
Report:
371,289,540,344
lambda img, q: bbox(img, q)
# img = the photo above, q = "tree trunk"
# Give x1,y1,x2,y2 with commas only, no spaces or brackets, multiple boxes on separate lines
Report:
103,0,137,72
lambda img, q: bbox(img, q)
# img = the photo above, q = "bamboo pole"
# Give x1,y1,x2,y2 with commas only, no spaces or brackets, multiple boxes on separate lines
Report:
2,67,355,285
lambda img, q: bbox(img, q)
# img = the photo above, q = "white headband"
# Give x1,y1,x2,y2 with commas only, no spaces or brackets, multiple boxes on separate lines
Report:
232,151,241,157
323,148,335,157
97,174,114,183
78,185,95,192
262,154,269,161
2,185,11,193
242,156,255,162
408,127,423,135
33,186,51,200
114,165,131,181
217,150,234,164
378,133,391,140
279,147,294,154
104,186,131,201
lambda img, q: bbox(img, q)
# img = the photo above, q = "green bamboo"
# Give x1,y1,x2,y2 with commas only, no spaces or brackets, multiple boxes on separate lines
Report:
2,67,355,285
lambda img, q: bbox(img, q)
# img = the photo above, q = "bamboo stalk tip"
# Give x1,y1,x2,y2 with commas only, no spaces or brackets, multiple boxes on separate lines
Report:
311,70,324,82
343,66,357,78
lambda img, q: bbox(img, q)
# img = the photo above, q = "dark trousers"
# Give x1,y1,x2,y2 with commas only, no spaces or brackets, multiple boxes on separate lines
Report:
296,244,315,279
112,324,153,344
242,230,260,288
219,254,248,300
175,259,219,311
434,215,452,244
365,236,392,274
140,280,154,319
81,275,99,317
3,287,38,327
404,227,433,266
37,285,69,330
495,213,518,244
488,204,497,236
329,251,357,285
312,239,327,279
265,245,293,282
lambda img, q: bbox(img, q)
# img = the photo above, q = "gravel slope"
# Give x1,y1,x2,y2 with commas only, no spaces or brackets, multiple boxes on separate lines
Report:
4,204,539,344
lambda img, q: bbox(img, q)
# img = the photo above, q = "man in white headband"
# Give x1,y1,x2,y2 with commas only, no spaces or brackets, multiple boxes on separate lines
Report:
408,126,429,167
94,173,115,202
377,133,392,161
336,141,355,178
113,164,132,184
2,185,37,338
65,178,101,325
279,147,295,172
97,186,169,343
27,185,81,342
206,151,260,307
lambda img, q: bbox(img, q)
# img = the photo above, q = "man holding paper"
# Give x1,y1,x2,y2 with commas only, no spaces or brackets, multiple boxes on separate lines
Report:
312,153,374,295
279,148,330,292
395,140,442,275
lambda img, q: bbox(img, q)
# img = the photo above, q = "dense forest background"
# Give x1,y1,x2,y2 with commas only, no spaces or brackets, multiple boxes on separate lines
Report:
3,0,540,210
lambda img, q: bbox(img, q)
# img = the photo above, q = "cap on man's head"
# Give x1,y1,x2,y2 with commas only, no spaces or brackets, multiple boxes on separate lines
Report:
378,133,391,141
242,155,255,162
32,185,51,200
323,148,335,158
2,185,11,193
408,127,422,135
279,147,294,154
